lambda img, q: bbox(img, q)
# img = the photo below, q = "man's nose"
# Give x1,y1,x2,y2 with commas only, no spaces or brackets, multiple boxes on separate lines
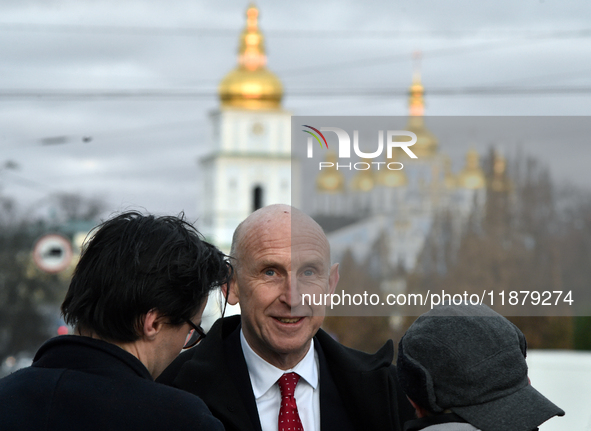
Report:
279,274,301,308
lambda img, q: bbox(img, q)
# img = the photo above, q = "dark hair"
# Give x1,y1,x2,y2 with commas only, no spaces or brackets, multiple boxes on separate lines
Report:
61,211,231,343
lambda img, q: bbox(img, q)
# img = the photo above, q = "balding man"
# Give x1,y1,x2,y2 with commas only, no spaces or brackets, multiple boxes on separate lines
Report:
158,205,414,431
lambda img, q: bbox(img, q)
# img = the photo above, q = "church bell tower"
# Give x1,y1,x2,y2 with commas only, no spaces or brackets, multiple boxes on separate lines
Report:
200,4,297,250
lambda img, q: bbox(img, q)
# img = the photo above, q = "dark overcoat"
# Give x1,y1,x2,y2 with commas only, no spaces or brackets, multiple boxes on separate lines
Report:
157,315,415,431
0,335,223,431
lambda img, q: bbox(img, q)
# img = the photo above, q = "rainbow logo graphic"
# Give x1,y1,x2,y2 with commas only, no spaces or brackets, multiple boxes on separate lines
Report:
302,125,328,149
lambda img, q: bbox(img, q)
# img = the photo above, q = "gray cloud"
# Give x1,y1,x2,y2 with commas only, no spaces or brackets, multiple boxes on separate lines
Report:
1,0,590,220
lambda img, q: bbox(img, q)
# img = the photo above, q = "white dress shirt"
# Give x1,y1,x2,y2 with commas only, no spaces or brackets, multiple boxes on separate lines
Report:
240,330,320,431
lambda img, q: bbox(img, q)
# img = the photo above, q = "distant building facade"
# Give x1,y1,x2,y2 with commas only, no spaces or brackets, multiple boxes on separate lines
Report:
310,73,512,288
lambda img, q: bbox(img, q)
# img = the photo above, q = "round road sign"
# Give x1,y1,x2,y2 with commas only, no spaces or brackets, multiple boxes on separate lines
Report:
32,234,73,273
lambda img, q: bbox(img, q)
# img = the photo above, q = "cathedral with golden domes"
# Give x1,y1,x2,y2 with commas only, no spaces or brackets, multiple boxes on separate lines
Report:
309,69,508,273
200,4,512,274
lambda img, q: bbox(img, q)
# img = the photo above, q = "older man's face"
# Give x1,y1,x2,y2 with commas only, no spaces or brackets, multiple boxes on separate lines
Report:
229,212,338,370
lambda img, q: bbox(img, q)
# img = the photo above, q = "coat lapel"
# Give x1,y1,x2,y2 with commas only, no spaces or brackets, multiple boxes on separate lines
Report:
317,341,357,431
223,324,263,431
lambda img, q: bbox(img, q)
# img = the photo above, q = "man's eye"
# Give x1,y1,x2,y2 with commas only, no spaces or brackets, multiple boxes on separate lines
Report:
264,269,276,276
303,269,314,276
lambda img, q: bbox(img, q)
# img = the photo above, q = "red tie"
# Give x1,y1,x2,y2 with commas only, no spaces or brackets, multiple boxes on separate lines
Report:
278,372,304,431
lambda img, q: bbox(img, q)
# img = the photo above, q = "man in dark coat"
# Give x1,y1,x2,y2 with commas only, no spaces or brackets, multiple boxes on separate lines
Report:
158,204,414,431
0,211,231,431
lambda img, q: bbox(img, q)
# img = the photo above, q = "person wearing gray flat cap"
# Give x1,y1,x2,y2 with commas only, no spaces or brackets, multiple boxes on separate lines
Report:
396,304,565,431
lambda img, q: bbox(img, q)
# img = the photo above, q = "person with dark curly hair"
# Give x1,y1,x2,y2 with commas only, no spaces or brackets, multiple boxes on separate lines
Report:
0,211,232,431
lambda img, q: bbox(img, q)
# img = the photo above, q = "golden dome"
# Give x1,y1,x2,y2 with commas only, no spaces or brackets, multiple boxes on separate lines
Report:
404,71,438,157
393,61,438,158
350,159,376,192
405,116,438,158
457,149,486,189
219,4,283,110
378,151,407,188
316,152,345,192
409,73,425,117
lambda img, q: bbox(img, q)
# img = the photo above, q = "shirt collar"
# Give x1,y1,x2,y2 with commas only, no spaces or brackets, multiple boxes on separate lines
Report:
240,329,319,399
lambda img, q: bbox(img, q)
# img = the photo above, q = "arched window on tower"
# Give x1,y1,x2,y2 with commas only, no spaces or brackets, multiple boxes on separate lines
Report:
253,185,264,212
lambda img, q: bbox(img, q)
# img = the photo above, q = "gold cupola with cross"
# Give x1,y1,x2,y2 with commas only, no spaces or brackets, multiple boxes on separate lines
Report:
457,149,486,189
317,152,346,192
218,4,283,110
201,4,294,252
401,52,438,158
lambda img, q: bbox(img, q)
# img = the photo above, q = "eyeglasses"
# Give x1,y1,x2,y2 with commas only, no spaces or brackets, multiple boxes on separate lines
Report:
183,320,206,349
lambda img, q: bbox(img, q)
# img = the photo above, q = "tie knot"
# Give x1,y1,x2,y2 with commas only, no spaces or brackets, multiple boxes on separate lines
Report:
278,372,300,397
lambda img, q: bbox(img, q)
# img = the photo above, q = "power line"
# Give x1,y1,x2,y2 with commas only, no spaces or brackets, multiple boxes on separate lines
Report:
278,46,488,77
2,118,208,150
289,86,591,96
293,86,591,96
0,27,572,82
275,38,551,77
0,22,590,39
0,86,590,101
0,90,216,100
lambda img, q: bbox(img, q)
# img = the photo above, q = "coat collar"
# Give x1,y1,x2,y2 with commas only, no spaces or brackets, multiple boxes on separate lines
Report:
32,335,152,380
314,328,400,431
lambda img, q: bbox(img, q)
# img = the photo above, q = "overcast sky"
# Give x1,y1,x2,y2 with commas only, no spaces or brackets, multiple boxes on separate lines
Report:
1,0,590,224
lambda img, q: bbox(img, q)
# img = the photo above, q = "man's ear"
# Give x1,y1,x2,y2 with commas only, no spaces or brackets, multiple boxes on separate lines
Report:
141,309,164,341
223,276,240,306
328,263,339,295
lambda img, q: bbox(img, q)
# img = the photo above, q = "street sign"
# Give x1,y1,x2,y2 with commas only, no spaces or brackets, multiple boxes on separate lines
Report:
32,234,73,273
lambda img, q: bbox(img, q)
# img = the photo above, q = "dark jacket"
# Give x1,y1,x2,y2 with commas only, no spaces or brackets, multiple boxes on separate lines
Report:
157,315,415,431
0,335,223,431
